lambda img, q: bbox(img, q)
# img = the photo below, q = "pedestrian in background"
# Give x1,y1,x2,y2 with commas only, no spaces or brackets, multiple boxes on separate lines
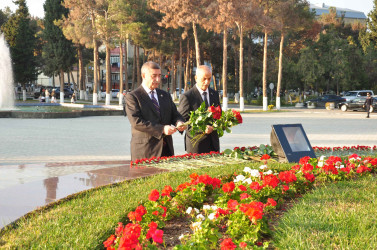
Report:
71,93,76,104
45,89,50,103
51,90,56,103
363,92,373,118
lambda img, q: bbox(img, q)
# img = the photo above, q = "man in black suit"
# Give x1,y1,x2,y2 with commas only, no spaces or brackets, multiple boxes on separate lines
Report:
125,61,186,161
178,65,221,153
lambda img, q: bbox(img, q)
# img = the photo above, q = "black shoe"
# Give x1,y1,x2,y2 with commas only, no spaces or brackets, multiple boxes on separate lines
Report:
366,116,370,118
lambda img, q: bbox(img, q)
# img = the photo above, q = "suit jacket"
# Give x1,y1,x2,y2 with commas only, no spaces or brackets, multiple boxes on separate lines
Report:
125,86,183,160
178,85,221,153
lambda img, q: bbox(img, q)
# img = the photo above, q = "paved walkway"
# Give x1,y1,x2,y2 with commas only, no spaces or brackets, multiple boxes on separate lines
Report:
1,106,377,229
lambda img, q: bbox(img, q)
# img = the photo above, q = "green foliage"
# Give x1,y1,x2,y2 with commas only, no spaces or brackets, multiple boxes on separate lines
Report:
1,0,38,85
41,0,76,78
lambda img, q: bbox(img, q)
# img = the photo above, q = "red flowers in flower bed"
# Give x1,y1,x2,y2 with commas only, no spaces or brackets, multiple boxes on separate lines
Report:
104,153,377,249
131,151,222,166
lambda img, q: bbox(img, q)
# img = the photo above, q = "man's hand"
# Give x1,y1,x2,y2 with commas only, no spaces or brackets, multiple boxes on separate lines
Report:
205,125,213,134
176,121,187,132
163,125,177,135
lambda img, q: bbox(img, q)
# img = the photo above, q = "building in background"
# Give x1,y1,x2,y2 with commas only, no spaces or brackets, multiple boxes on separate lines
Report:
310,3,367,25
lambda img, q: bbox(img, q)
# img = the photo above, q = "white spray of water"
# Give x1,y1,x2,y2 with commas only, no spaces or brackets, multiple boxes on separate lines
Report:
0,33,14,109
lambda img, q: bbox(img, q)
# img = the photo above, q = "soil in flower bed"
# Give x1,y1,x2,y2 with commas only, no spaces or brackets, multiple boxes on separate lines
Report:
162,216,192,248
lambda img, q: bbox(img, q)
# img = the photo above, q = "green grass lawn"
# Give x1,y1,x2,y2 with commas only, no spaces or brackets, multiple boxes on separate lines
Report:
273,175,377,249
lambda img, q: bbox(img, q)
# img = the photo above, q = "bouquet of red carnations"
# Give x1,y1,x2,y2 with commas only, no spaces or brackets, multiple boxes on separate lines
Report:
183,102,243,145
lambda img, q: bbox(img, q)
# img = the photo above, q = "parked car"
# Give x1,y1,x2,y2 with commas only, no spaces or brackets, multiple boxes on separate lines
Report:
337,97,377,112
55,87,74,99
304,94,346,108
343,90,374,102
101,89,120,98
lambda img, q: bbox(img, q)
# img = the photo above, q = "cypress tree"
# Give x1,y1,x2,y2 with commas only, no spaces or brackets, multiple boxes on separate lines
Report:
41,0,76,94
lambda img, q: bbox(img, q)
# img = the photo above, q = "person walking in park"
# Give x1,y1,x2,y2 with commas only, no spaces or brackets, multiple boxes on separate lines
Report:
51,89,56,103
125,61,186,161
45,89,50,103
364,92,373,118
178,65,221,154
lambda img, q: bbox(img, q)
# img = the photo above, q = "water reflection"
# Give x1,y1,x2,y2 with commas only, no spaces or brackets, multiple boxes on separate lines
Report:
43,177,59,203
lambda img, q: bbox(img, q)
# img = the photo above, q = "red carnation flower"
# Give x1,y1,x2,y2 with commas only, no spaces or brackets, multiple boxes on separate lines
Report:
262,174,280,188
304,173,315,182
240,193,251,200
161,185,173,197
221,238,237,250
148,189,160,201
250,182,262,192
265,198,277,207
152,229,164,244
238,185,247,191
222,182,235,193
239,242,247,249
227,199,239,211
103,235,116,248
135,205,146,217
260,154,271,160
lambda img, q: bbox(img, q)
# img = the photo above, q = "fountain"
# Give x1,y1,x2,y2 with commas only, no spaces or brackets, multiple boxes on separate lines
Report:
0,34,123,118
0,33,14,109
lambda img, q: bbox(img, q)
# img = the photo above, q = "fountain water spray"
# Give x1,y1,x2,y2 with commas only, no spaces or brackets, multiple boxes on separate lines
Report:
0,33,14,109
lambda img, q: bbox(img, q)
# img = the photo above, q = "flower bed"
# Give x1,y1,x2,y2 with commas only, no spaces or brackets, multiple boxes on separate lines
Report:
104,152,377,249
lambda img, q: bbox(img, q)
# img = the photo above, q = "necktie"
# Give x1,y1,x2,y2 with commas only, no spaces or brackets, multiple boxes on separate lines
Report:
202,91,209,108
150,91,160,115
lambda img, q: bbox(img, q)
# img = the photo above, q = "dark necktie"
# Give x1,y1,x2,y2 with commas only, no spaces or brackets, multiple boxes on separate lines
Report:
202,91,209,108
150,91,160,115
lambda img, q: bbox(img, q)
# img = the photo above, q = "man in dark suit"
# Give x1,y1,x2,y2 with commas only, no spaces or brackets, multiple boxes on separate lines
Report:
178,65,221,154
125,61,186,161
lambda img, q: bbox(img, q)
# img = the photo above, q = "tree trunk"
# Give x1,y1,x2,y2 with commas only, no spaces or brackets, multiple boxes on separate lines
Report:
192,22,201,67
178,38,183,95
171,55,176,99
93,40,99,105
60,69,65,102
276,33,284,110
131,45,136,90
247,36,252,84
238,23,244,111
78,45,84,100
136,45,141,86
234,50,238,94
119,41,124,104
105,43,111,105
185,39,190,91
124,38,128,91
222,28,228,110
262,31,268,111
190,49,194,87
70,71,77,92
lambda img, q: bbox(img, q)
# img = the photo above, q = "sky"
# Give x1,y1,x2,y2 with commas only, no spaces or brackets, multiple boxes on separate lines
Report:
0,0,375,18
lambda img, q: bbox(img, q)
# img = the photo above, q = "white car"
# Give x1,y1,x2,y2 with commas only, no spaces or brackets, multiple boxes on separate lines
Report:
101,89,120,98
